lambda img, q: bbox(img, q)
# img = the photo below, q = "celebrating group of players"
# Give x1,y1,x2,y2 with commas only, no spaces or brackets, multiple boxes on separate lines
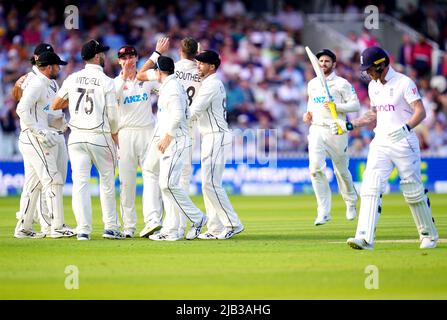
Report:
13,37,244,241
12,35,439,250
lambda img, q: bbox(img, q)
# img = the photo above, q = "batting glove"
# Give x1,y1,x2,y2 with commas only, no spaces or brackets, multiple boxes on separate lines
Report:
330,119,353,135
30,127,58,148
388,124,411,143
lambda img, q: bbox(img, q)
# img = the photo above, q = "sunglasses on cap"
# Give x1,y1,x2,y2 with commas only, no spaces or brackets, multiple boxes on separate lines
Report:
118,46,137,58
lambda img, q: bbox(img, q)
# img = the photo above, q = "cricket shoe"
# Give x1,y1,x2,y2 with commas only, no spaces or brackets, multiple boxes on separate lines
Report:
346,206,357,221
77,233,90,241
347,237,373,250
14,229,46,239
139,223,162,238
198,232,218,240
314,214,331,226
49,225,76,238
148,233,179,241
186,215,208,240
102,229,125,240
420,237,437,249
216,225,245,240
124,230,135,238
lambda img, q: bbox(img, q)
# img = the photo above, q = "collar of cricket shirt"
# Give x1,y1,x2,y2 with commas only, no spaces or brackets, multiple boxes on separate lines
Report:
384,66,396,82
160,74,176,91
85,63,104,72
34,65,52,84
202,72,217,84
325,71,336,81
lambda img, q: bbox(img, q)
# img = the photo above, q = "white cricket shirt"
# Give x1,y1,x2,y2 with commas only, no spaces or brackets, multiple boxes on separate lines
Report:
174,59,201,106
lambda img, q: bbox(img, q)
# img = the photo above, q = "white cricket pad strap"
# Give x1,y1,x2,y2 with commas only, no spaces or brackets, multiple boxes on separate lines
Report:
355,170,382,245
401,179,438,241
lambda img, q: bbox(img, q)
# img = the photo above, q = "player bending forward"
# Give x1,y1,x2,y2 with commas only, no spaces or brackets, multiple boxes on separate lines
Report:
303,49,360,226
331,46,438,250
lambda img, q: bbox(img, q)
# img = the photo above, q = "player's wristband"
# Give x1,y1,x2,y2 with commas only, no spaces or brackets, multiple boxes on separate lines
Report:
346,121,354,131
149,51,161,63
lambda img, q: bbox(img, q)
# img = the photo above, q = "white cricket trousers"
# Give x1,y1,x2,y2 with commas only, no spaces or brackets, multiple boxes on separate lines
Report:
68,131,120,235
117,127,163,232
17,130,66,232
308,125,358,217
144,134,204,236
201,132,242,234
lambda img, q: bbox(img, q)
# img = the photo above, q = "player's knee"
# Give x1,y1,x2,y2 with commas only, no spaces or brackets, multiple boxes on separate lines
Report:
401,178,426,204
309,166,325,178
360,170,382,196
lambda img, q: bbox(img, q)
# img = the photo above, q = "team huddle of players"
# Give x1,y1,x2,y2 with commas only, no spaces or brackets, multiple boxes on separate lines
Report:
13,36,438,250
13,37,244,241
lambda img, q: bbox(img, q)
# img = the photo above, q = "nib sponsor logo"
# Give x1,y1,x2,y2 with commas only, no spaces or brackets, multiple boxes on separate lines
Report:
376,104,395,112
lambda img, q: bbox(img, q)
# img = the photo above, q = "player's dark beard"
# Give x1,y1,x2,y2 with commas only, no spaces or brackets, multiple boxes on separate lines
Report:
99,56,105,68
49,66,59,79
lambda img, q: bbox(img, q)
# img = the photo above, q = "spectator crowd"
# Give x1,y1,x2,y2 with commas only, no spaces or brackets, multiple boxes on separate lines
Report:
1,0,446,160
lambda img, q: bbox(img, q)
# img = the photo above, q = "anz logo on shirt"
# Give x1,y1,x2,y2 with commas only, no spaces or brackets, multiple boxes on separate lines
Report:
123,93,149,104
313,95,333,104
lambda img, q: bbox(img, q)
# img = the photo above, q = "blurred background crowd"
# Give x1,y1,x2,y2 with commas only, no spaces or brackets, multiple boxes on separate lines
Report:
0,0,446,160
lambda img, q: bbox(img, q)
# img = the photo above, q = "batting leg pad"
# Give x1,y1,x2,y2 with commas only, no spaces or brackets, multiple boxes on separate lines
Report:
355,170,382,245
401,178,438,241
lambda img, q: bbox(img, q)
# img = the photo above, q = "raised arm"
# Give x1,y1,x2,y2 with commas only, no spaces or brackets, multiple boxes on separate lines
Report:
136,37,170,81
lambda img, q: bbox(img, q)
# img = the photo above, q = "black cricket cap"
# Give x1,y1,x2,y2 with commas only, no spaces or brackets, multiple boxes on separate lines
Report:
118,45,137,58
31,43,54,65
316,49,337,62
360,46,389,71
35,51,67,67
81,39,110,61
195,50,221,68
155,55,175,73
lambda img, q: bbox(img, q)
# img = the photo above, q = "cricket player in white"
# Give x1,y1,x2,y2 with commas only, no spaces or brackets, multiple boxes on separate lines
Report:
332,46,438,249
190,50,244,240
114,45,163,238
170,37,202,238
139,55,207,241
52,40,124,241
15,51,74,239
13,43,71,236
303,49,359,226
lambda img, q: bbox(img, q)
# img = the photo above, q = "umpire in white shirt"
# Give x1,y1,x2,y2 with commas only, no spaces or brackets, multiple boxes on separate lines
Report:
145,56,207,241
190,50,244,240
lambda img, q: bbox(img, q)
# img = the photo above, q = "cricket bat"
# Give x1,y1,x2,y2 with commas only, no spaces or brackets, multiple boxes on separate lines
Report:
305,46,342,134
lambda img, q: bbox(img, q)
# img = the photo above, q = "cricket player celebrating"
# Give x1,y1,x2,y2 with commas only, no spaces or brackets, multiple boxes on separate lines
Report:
114,45,163,238
52,40,124,241
303,49,360,226
190,50,244,240
141,55,207,241
13,43,71,236
15,51,74,239
331,46,438,249
170,37,201,239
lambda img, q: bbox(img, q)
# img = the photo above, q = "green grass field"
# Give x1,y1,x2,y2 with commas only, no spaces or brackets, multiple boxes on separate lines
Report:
0,194,446,299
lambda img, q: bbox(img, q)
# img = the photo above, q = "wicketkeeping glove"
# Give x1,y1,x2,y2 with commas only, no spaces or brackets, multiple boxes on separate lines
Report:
30,127,58,148
388,124,411,143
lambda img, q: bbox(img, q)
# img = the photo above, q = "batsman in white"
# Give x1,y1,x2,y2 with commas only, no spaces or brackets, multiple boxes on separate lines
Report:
15,51,75,239
52,40,124,241
303,49,359,226
139,55,207,241
114,45,163,238
13,43,72,236
331,46,438,250
190,50,244,240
